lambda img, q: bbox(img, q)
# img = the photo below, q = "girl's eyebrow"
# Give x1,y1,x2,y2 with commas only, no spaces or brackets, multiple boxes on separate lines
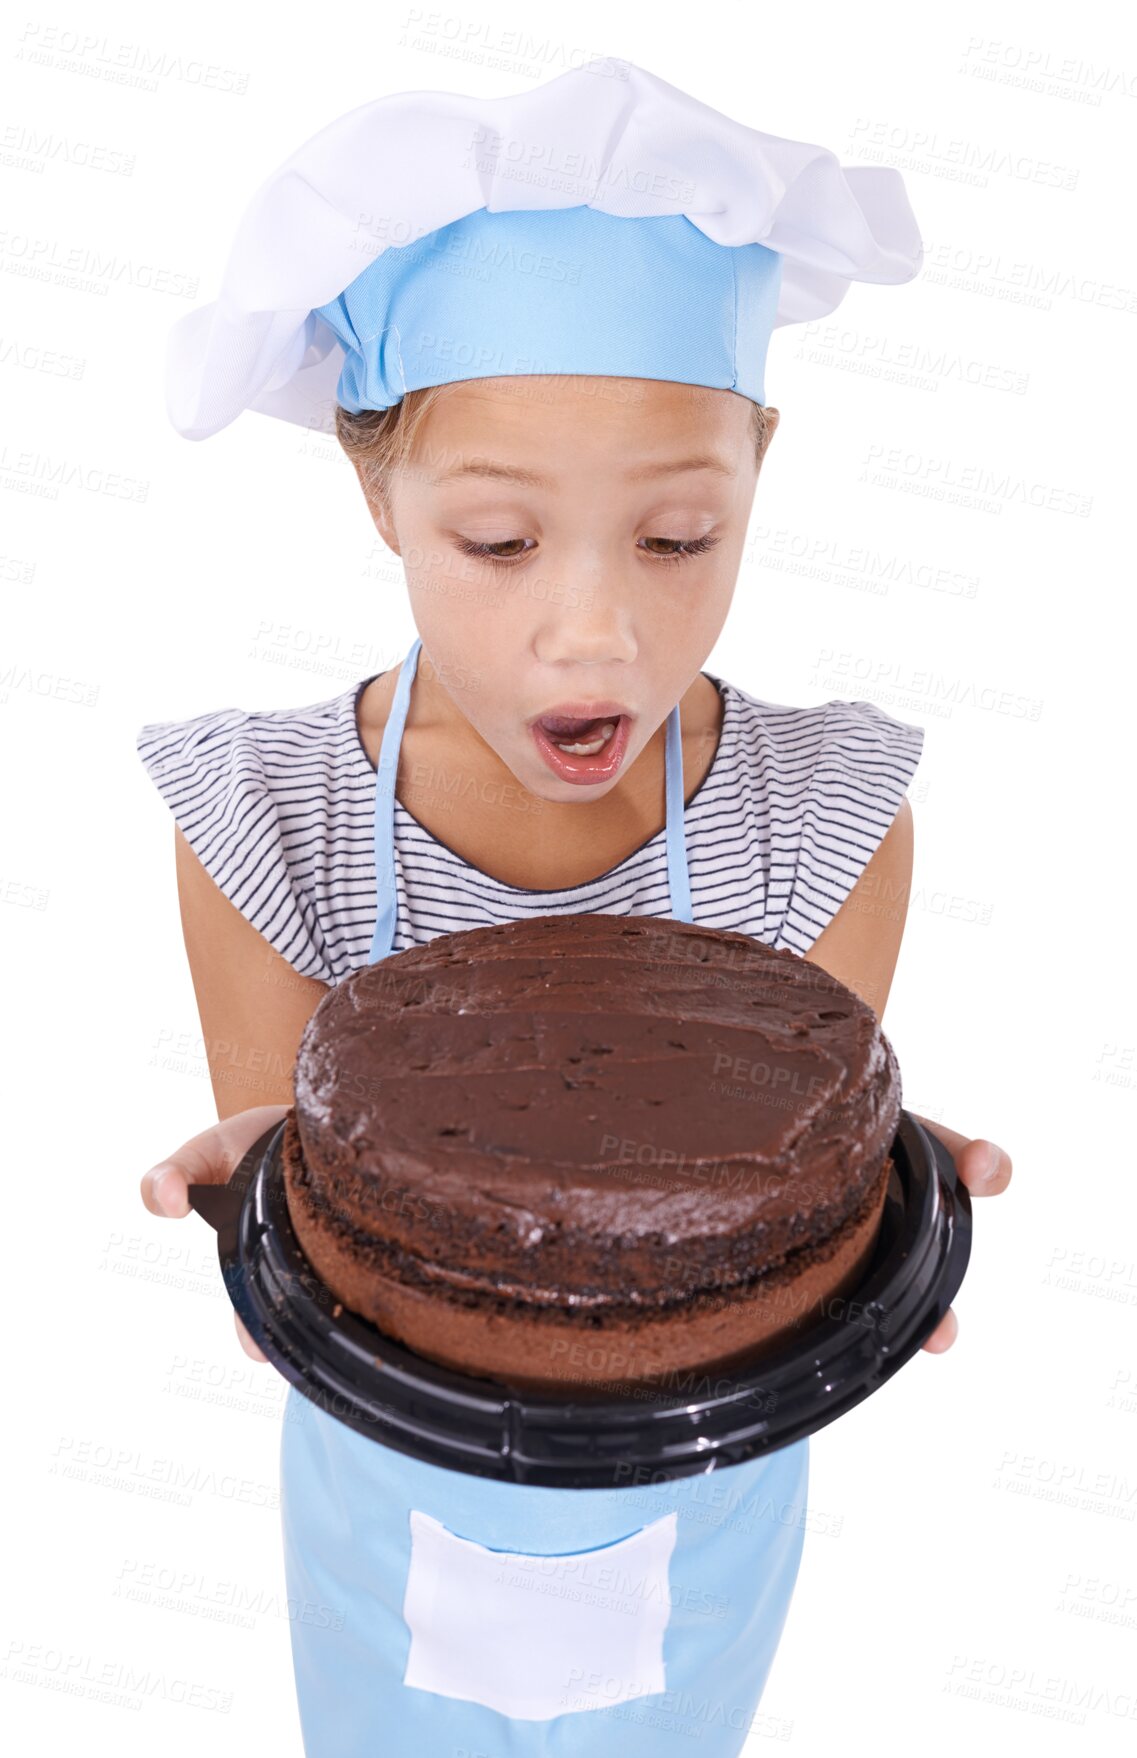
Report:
428,454,737,489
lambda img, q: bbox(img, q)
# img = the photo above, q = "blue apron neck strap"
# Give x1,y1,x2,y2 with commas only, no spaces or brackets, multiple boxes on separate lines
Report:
368,638,694,964
664,700,694,924
367,636,422,964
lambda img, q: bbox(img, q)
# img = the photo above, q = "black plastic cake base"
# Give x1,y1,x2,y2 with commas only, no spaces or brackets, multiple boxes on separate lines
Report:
188,1110,971,1489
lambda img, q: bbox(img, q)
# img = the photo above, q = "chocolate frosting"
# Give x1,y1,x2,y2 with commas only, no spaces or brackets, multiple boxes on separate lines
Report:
287,913,902,1315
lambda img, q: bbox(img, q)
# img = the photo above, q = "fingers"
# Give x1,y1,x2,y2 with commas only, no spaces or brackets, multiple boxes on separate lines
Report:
140,1103,289,1218
235,1311,269,1364
959,1137,1013,1198
141,1164,190,1219
921,1306,959,1353
909,1128,1007,1361
139,1108,285,1369
912,1117,1013,1197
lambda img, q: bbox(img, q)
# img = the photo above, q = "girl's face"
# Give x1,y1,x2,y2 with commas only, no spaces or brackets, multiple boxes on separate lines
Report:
370,375,773,801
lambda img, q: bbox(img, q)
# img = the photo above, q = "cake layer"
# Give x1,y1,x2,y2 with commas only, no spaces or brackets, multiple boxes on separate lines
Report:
289,913,902,1303
282,1106,894,1394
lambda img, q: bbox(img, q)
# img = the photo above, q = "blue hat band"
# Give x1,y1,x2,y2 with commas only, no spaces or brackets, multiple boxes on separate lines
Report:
314,204,781,412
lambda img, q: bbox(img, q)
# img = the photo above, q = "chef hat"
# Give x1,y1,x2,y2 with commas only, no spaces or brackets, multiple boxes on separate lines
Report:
166,58,923,441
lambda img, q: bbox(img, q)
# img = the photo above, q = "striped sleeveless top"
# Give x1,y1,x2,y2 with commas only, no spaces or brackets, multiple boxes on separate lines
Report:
135,669,924,988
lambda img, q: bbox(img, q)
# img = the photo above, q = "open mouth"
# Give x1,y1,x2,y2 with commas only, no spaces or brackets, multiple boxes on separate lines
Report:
537,715,620,756
529,710,634,784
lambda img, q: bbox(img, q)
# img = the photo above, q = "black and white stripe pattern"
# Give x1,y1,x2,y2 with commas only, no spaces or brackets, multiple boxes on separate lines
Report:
136,672,924,987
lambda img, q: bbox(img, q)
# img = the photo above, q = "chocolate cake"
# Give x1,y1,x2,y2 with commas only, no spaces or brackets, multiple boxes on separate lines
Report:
281,913,901,1395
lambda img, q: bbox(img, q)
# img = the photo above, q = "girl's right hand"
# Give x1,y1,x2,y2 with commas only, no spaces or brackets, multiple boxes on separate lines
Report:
139,1104,290,1363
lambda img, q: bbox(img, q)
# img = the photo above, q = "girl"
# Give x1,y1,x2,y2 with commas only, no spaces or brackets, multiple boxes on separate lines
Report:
137,59,1011,1758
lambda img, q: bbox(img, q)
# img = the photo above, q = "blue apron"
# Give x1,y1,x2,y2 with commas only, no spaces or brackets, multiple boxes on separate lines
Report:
280,637,809,1753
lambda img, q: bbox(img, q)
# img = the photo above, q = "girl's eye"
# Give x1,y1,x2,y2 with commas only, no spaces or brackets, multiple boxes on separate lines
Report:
453,534,721,567
454,536,534,564
639,534,721,564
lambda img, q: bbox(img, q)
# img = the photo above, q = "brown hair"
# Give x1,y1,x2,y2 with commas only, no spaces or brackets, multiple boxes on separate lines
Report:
334,386,775,512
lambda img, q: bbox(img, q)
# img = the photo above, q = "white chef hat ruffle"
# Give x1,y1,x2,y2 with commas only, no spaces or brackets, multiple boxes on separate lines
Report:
166,58,923,440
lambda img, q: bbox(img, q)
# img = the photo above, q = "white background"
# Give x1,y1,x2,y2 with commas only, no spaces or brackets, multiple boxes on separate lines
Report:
3,1,1135,1752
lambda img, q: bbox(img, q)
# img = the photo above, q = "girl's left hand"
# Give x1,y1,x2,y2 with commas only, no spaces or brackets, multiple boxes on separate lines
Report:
909,1118,1012,1353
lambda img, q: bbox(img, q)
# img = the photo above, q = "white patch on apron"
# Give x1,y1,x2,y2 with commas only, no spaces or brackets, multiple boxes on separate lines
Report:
401,1507,679,1720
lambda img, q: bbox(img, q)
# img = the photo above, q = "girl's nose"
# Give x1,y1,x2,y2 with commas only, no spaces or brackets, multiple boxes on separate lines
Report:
534,627,639,671
533,598,638,670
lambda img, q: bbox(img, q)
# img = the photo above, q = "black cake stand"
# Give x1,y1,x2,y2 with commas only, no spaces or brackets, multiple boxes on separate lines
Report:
188,1110,971,1489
